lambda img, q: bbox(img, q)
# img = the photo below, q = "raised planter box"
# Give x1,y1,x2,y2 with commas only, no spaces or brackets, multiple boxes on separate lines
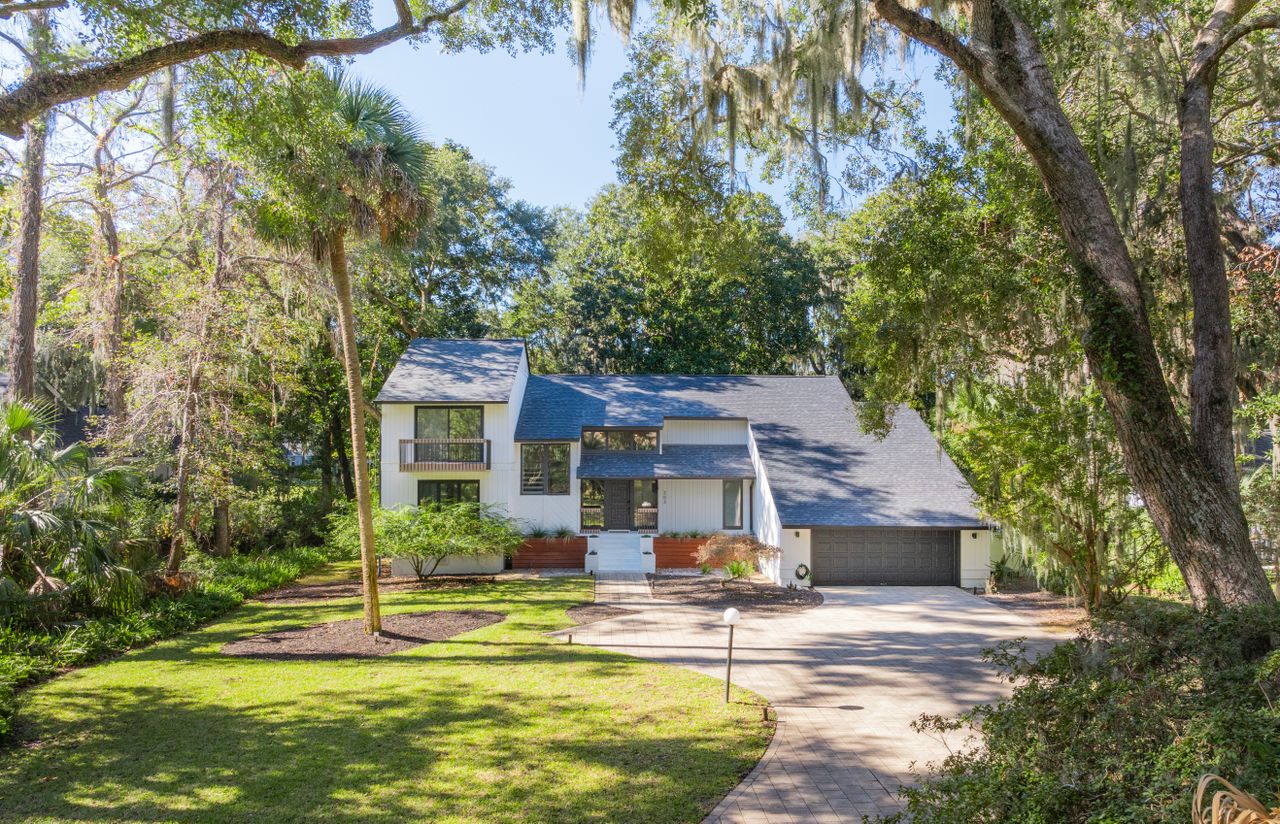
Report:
652,537,708,569
513,537,588,569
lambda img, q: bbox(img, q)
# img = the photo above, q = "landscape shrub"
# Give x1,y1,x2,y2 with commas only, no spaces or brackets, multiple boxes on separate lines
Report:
895,600,1280,824
0,542,347,741
695,534,780,570
724,560,752,580
331,503,524,579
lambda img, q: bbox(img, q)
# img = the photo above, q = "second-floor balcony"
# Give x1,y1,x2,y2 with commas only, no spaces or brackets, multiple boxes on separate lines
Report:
399,438,491,472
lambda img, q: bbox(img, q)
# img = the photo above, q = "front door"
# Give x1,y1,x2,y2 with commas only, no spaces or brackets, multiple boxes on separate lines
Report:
602,480,633,530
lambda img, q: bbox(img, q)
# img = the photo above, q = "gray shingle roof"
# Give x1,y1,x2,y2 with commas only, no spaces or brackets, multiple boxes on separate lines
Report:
515,374,982,529
375,339,525,403
578,445,755,480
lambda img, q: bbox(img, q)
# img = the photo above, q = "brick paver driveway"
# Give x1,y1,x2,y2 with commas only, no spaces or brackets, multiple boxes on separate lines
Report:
562,581,1059,823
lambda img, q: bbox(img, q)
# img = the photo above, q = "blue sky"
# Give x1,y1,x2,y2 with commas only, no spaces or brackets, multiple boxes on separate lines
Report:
352,27,958,228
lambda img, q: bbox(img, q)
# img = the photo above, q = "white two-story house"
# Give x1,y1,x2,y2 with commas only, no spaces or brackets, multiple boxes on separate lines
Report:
377,338,994,588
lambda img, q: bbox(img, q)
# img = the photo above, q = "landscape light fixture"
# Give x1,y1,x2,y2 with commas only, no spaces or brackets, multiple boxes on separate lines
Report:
722,608,740,703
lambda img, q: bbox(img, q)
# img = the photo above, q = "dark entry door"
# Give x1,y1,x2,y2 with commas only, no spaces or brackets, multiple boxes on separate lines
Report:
602,480,633,530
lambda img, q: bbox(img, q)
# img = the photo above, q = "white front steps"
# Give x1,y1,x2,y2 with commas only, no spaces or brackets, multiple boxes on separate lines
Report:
586,533,656,574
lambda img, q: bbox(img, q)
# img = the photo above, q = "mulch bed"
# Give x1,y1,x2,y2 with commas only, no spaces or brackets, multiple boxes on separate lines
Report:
566,603,635,625
258,575,495,603
221,610,505,660
649,574,823,613
982,590,1087,633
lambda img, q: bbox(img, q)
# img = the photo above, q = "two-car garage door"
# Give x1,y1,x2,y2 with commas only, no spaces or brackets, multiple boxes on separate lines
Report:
811,527,960,586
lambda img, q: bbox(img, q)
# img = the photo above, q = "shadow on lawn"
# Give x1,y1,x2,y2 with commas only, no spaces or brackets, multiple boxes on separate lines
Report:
2,680,758,824
0,578,766,823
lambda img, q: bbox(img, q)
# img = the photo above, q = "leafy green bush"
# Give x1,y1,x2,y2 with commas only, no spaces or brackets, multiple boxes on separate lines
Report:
896,601,1280,823
724,560,752,580
0,542,347,741
329,503,523,579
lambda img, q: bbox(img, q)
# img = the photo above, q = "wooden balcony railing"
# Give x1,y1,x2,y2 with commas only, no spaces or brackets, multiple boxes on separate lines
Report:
398,438,491,471
635,506,658,532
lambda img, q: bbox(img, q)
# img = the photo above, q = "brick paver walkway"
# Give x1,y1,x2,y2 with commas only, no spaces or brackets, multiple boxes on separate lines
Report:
560,585,1059,823
592,571,654,606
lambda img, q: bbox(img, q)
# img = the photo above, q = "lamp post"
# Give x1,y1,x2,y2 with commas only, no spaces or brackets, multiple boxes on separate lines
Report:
723,607,740,703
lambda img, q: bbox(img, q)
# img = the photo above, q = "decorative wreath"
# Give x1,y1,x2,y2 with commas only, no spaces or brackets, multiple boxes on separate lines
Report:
794,563,810,580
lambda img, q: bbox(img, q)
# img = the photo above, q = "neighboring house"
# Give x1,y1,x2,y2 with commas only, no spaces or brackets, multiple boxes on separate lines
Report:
377,338,994,588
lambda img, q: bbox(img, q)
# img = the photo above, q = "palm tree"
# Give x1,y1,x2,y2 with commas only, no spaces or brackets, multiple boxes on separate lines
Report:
255,70,432,634
0,401,139,623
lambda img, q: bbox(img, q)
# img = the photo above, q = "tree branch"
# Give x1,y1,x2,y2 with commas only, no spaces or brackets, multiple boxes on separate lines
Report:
870,0,990,78
0,0,68,19
1189,9,1280,86
0,0,473,138
392,0,414,27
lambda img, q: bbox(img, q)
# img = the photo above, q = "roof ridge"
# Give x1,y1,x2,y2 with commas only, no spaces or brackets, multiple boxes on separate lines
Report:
408,337,526,344
533,372,835,379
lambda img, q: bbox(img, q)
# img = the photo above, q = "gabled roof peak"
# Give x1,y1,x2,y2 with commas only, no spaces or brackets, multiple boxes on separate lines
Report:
375,338,526,404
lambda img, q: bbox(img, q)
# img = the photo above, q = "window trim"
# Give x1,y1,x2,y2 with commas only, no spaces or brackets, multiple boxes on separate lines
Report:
417,479,481,506
520,442,572,496
413,405,485,440
722,479,744,530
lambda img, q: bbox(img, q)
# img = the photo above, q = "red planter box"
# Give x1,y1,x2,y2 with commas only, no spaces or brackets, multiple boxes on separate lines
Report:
513,537,588,569
653,537,708,569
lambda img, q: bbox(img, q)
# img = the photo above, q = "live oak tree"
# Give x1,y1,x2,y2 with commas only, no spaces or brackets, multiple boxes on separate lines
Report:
509,182,820,374
509,43,821,375
0,0,492,139
589,0,1279,608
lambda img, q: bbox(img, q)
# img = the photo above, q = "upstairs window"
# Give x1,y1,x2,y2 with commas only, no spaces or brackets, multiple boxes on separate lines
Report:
521,443,570,495
414,406,484,463
581,428,658,451
415,406,482,440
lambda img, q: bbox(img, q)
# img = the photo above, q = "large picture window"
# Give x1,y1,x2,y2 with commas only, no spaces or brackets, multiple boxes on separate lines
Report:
723,479,744,530
521,443,570,495
414,406,483,462
418,480,480,506
581,428,658,451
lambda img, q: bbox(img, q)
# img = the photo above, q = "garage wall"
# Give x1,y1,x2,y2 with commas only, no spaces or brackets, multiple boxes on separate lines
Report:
776,528,812,587
960,529,994,589
747,428,782,547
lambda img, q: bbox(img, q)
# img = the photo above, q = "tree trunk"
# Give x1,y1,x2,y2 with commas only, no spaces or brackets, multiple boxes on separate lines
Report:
318,424,334,509
88,90,145,417
7,11,53,403
331,410,355,500
1272,416,1279,598
93,166,127,416
166,353,203,574
212,500,231,557
872,0,1274,609
328,230,381,634
166,163,231,574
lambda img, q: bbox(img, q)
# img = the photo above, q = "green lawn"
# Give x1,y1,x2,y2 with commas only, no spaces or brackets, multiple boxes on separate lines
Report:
0,575,771,823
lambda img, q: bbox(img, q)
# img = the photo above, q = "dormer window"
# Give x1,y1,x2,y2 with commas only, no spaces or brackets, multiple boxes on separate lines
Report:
581,428,658,451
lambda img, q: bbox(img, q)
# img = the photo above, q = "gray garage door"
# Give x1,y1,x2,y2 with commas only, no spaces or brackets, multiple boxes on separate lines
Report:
811,527,959,585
